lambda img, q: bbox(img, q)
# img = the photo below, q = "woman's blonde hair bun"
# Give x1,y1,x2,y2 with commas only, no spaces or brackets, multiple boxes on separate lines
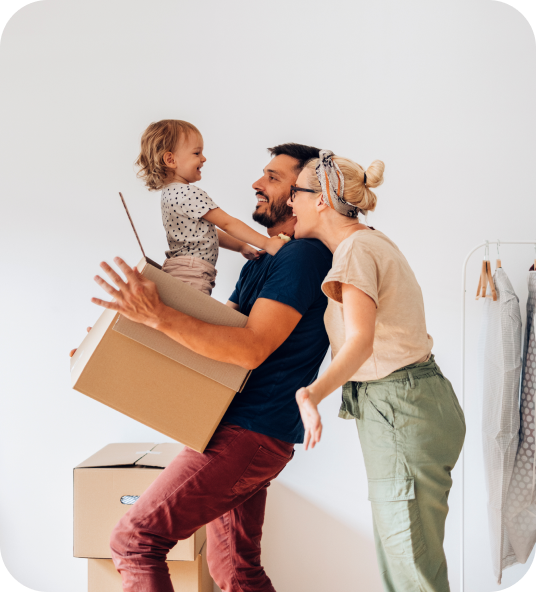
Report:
305,156,385,213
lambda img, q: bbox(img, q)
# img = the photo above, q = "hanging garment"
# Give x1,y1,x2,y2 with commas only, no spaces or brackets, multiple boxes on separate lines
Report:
479,267,523,583
505,270,536,564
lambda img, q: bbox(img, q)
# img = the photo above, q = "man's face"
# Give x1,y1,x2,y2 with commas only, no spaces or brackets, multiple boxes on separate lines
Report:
252,154,299,228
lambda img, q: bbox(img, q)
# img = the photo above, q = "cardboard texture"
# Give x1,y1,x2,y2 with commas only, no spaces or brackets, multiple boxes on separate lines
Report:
74,443,206,561
88,542,212,592
114,261,250,391
70,258,251,452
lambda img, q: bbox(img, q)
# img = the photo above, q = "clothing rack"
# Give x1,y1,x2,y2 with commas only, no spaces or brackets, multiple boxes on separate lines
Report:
461,240,536,592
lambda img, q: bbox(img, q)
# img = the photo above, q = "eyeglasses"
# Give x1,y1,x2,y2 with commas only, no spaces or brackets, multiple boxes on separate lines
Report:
290,185,317,202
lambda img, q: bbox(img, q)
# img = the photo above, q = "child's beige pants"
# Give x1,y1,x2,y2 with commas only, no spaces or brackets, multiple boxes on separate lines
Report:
162,255,217,296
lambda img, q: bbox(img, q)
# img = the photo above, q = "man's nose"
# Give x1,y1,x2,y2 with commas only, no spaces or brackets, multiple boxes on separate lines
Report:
252,177,264,191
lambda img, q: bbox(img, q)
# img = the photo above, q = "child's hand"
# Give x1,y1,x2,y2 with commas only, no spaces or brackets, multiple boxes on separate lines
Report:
264,236,287,256
240,244,261,260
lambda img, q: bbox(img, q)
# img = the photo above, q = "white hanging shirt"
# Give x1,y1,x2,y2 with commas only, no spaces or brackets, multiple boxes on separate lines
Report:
478,267,522,583
161,182,219,266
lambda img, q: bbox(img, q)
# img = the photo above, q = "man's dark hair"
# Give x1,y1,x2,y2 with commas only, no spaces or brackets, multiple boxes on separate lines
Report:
267,143,321,172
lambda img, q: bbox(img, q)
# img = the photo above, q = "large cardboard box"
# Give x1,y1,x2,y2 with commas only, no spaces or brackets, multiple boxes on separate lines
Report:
88,541,213,592
70,258,251,452
74,443,206,561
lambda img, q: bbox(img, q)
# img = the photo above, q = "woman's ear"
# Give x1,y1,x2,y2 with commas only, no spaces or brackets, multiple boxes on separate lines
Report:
316,194,328,211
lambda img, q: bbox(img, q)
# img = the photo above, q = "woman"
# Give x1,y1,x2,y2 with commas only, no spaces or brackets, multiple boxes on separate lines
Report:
290,151,466,592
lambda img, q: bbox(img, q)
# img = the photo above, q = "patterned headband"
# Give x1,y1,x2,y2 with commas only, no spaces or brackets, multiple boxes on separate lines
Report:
315,150,362,218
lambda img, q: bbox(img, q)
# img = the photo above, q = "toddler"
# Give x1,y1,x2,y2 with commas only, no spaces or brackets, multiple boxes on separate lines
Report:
136,119,286,295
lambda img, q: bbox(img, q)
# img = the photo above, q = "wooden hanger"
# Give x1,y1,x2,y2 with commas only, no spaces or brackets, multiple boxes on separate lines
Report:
476,241,497,301
531,244,536,272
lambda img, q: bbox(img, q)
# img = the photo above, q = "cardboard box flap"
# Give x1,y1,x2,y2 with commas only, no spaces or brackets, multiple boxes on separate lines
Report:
134,443,185,468
76,443,158,468
136,258,249,327
112,259,251,392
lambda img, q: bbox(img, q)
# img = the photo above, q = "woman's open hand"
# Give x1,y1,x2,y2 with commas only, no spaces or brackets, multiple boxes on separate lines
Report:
91,257,165,329
296,387,323,450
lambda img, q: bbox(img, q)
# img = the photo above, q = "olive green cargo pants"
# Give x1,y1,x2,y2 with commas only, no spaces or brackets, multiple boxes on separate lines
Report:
341,355,466,592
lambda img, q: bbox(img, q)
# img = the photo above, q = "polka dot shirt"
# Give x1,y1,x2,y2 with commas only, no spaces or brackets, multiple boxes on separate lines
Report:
161,182,220,266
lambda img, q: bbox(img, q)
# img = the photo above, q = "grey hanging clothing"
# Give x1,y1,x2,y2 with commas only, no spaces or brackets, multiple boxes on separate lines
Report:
505,271,536,564
479,267,523,583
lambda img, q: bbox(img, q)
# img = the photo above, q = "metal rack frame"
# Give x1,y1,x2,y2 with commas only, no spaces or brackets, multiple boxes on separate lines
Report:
460,240,536,592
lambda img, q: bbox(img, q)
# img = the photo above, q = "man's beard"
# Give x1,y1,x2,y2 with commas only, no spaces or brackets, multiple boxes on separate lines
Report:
252,193,293,229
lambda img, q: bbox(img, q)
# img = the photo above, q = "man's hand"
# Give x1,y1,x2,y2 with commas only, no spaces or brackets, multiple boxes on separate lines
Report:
91,257,165,329
296,387,323,450
69,326,92,357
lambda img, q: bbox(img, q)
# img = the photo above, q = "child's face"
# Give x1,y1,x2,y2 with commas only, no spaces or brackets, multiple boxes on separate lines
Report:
171,132,206,183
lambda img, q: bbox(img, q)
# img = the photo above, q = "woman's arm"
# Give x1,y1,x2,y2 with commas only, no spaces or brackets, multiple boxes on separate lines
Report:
297,282,376,449
309,283,376,404
203,208,284,256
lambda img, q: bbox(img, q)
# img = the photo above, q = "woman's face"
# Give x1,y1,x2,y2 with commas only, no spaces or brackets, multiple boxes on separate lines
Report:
287,169,320,239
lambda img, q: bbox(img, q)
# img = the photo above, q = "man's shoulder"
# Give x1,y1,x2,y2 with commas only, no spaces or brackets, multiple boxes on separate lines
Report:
239,238,331,278
277,238,332,267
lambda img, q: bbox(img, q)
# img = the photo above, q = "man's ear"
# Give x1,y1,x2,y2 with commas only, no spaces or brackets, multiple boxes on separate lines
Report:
163,151,177,168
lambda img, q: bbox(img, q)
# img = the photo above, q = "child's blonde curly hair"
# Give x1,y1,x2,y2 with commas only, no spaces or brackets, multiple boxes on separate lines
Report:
136,119,201,191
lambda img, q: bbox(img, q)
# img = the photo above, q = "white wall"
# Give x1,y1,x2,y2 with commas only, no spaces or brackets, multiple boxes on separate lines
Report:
1,1,536,591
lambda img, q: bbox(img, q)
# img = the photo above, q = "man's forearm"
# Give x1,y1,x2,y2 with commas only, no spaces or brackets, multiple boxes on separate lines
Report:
152,304,260,369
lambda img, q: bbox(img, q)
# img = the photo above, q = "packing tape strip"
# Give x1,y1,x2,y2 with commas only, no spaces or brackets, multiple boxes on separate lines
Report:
120,496,140,505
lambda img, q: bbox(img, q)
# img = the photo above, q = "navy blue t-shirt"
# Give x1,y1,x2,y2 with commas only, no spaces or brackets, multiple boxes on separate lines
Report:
223,238,333,443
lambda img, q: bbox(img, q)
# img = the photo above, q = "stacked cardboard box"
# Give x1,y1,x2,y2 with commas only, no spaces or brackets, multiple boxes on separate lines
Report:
87,548,212,592
74,443,213,591
70,257,251,453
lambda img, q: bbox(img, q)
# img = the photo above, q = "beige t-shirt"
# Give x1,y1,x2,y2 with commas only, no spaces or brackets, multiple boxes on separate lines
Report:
322,228,433,381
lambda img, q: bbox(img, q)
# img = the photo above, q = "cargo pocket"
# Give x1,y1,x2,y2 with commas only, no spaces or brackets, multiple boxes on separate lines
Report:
232,446,292,497
368,477,427,560
365,394,395,431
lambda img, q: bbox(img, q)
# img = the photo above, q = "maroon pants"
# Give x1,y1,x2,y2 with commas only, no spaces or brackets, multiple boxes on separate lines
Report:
110,423,294,592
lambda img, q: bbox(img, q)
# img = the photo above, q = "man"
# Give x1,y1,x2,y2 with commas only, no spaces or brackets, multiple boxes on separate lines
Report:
93,143,332,592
